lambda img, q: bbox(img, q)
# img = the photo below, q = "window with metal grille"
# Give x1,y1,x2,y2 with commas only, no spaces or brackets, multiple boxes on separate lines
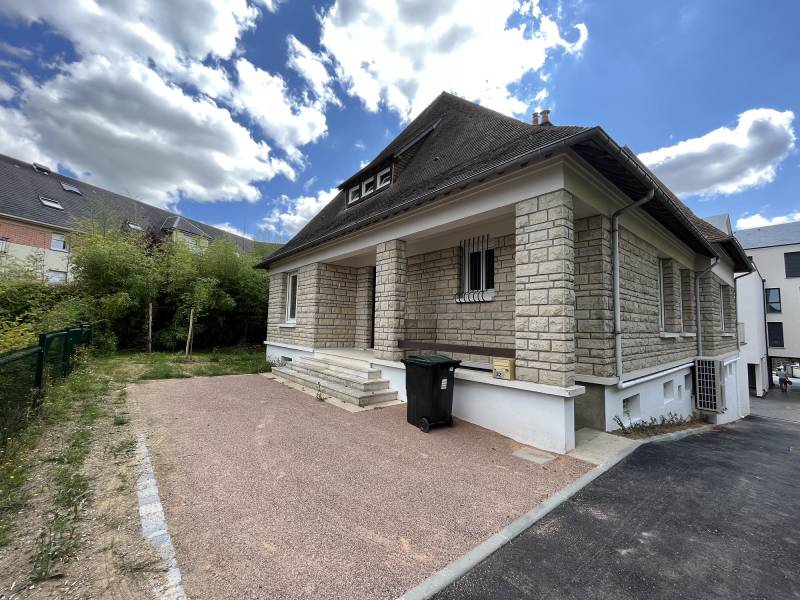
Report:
768,322,784,347
456,235,495,303
765,288,781,312
694,359,725,413
785,251,800,278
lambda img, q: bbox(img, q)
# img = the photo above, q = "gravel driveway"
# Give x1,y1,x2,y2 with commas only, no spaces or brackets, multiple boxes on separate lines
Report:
130,374,591,600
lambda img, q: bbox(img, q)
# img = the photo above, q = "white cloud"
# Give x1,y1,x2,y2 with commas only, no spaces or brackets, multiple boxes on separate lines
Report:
0,80,15,101
213,222,255,239
318,0,587,119
286,35,339,105
0,55,293,208
640,109,796,197
259,187,339,239
736,212,800,230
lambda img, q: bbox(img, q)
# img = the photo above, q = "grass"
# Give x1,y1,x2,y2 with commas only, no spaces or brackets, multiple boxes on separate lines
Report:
94,347,271,383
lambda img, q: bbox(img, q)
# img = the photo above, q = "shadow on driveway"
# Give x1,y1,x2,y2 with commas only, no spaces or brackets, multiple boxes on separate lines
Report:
434,416,800,600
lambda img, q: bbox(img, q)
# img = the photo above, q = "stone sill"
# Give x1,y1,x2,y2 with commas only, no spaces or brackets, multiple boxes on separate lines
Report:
277,323,297,329
659,332,681,339
681,332,697,338
721,333,735,338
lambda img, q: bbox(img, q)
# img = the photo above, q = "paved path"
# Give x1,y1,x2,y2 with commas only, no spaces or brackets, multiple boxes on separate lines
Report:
751,378,800,423
130,374,590,600
433,417,800,600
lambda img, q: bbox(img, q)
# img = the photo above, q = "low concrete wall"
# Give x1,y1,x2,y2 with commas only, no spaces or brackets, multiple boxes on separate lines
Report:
604,366,694,431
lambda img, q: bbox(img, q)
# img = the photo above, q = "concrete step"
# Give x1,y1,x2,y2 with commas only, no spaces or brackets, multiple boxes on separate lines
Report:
290,358,390,392
301,355,382,380
273,366,398,407
312,352,376,373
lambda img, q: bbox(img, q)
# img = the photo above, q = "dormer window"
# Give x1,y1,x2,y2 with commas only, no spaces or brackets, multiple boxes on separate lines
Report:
377,167,392,188
361,176,375,197
349,186,361,205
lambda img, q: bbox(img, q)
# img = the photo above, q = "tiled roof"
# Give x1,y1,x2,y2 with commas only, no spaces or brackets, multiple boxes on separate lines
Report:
260,92,729,268
735,220,800,250
0,153,253,251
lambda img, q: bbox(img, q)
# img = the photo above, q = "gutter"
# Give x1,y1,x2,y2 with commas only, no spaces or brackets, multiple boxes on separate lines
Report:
612,189,655,387
259,126,718,268
694,257,719,356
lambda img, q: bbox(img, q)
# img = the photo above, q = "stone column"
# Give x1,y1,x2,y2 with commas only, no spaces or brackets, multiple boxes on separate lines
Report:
374,240,407,361
354,266,375,348
515,190,576,387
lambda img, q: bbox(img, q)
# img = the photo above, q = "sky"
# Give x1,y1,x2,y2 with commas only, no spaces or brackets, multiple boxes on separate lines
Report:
0,0,796,242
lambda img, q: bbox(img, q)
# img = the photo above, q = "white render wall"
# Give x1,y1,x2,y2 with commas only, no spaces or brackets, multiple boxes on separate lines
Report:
747,243,800,362
735,268,769,397
604,366,694,431
4,241,71,280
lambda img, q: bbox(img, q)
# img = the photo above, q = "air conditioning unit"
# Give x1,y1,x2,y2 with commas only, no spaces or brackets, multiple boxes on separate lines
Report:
694,359,726,413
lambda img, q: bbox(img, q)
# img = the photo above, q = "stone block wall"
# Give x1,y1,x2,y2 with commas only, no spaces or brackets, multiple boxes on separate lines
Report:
374,240,407,360
266,263,317,348
681,270,696,333
661,258,683,333
405,234,515,363
617,227,697,373
314,263,359,348
515,190,576,387
354,266,374,348
699,272,738,356
574,215,614,378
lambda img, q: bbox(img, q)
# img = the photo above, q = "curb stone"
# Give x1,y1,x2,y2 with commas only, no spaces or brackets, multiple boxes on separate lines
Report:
397,422,718,600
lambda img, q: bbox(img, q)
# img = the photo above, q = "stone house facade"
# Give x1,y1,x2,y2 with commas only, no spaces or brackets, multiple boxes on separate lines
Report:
260,93,751,453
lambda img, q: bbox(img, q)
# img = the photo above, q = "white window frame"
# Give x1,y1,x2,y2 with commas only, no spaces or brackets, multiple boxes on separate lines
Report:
40,195,63,210
286,271,298,323
348,186,361,205
361,176,376,197
60,181,82,195
51,233,68,252
47,270,67,284
657,258,666,332
377,166,392,189
0,237,8,253
456,235,495,303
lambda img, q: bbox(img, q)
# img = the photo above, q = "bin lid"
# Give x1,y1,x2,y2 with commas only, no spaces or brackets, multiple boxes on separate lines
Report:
402,354,461,367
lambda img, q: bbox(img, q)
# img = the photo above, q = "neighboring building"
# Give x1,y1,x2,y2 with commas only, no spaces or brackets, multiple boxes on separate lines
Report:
258,93,752,453
736,220,800,374
706,214,768,399
0,153,253,282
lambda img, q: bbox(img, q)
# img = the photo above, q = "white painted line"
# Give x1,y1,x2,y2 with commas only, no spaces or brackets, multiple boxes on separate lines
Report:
136,433,186,600
397,423,717,600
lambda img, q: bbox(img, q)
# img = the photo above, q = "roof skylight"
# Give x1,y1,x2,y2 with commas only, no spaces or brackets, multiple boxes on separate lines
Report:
60,181,82,195
127,222,143,231
32,162,52,175
39,195,64,210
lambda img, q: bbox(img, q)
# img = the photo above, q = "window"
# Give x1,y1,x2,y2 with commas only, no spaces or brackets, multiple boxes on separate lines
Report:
457,236,495,302
50,233,67,252
765,288,781,313
286,272,298,322
348,186,361,205
785,251,800,278
40,195,63,210
60,181,81,195
361,176,375,197
663,380,674,401
768,322,784,348
0,237,8,253
32,162,51,175
47,270,67,284
377,167,392,188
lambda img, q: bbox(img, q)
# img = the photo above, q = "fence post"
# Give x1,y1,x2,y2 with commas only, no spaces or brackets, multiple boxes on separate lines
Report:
62,327,71,377
34,333,46,391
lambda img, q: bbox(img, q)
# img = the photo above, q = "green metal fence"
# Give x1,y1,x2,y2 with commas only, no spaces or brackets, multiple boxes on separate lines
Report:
0,323,95,446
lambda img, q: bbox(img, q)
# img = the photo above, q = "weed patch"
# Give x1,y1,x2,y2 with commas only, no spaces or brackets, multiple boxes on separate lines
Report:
612,411,705,438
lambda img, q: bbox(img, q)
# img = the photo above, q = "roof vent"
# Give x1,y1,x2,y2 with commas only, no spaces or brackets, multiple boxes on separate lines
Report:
60,181,82,195
540,109,551,126
32,162,52,175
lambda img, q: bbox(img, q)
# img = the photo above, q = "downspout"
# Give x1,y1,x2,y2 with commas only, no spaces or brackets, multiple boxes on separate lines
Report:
694,257,719,357
612,189,655,387
760,276,772,389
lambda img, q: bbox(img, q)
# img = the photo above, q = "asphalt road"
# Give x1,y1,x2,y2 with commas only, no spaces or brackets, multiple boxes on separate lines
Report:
433,416,800,600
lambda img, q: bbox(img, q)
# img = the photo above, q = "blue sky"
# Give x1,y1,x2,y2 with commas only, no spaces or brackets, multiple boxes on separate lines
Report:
0,0,796,242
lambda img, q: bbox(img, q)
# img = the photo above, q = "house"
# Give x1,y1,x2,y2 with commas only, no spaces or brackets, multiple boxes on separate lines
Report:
258,92,752,453
0,153,253,283
736,220,800,376
705,214,769,399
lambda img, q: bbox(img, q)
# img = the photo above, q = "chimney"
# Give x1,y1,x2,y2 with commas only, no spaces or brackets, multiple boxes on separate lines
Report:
540,109,551,125
532,111,539,126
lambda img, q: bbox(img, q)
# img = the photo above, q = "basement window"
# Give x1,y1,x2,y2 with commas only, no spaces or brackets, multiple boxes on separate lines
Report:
456,235,495,303
39,195,64,210
60,181,82,195
286,271,298,322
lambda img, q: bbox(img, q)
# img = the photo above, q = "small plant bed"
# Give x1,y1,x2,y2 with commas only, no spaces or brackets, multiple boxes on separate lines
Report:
611,412,707,439
94,347,271,382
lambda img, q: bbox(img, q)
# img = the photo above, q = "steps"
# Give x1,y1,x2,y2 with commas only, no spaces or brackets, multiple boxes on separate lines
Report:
273,352,398,407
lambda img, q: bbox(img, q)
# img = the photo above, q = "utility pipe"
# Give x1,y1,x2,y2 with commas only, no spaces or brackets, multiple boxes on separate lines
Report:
694,257,719,356
616,361,695,390
612,189,655,387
